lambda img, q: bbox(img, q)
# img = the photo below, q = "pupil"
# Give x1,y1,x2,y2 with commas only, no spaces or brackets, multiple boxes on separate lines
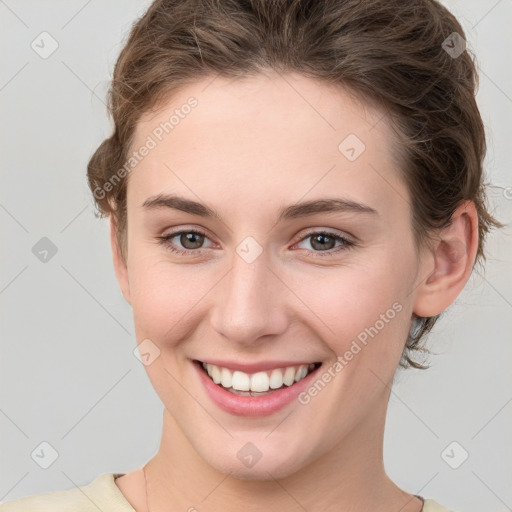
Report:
182,232,203,249
312,234,334,251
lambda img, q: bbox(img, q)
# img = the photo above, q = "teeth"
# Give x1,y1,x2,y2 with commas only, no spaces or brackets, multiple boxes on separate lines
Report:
249,371,268,392
209,364,221,384
201,362,317,393
283,366,296,386
295,365,308,382
232,371,250,391
220,367,232,388
269,369,283,389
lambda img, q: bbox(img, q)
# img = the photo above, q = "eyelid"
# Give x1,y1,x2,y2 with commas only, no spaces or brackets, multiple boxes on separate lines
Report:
158,227,215,253
293,227,355,245
160,226,211,240
290,229,355,258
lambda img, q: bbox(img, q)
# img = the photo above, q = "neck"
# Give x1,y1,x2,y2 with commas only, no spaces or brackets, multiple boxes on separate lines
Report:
144,400,420,512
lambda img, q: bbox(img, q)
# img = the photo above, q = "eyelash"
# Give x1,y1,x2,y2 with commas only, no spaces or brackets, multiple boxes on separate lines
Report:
157,228,355,258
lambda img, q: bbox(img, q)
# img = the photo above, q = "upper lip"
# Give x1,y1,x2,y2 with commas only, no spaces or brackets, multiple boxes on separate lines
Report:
194,359,321,373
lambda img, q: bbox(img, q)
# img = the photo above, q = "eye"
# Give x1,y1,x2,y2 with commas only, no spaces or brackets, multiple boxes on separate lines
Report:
157,228,355,257
293,230,355,257
157,229,214,255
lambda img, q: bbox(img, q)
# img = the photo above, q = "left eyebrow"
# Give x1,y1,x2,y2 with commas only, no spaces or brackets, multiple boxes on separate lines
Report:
141,194,378,222
278,198,378,221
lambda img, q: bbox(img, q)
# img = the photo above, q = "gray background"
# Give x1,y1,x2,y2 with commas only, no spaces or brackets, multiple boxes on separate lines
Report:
1,1,511,510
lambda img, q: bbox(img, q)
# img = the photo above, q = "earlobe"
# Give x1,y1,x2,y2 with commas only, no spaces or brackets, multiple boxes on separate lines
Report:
412,201,479,317
109,216,131,305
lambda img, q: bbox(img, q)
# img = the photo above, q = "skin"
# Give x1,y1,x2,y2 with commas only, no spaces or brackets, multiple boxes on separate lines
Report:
111,72,478,512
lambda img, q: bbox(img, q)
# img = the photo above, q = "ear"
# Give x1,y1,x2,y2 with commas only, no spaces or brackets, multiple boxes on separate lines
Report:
412,200,479,317
110,216,131,305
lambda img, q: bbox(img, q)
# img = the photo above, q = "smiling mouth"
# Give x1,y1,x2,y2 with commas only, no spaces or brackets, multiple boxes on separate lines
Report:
194,360,322,396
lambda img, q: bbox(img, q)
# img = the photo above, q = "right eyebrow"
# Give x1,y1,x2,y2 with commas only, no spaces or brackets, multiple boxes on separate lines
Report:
142,194,223,221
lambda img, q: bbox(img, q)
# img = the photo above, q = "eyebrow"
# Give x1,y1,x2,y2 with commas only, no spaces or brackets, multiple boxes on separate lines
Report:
142,194,378,221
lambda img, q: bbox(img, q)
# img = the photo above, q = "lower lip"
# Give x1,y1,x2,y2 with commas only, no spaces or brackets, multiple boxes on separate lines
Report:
193,360,321,417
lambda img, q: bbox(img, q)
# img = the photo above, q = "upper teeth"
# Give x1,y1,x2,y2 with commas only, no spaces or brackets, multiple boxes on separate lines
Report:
201,362,316,392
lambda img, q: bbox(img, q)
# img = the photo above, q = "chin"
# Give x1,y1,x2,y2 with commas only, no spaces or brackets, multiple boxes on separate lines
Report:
198,440,311,481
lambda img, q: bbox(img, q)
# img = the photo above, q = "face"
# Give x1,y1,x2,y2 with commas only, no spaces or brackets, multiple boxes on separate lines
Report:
115,72,427,479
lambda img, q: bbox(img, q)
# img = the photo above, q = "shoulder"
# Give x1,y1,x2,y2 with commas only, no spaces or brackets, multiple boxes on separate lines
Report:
423,498,458,512
0,473,135,512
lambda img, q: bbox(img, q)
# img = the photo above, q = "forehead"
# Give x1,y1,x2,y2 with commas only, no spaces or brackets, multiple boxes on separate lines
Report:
135,71,392,153
127,72,406,220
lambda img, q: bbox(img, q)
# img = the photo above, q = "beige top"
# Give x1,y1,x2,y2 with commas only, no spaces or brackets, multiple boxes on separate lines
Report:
0,473,455,511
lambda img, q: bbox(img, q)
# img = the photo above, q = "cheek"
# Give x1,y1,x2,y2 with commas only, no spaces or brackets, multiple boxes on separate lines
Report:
127,253,215,344
291,257,414,363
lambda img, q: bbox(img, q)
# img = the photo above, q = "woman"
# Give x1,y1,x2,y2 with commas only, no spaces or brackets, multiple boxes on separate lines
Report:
1,0,502,510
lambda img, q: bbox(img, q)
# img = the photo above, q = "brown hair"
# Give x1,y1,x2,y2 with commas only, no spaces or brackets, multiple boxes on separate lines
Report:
87,0,502,369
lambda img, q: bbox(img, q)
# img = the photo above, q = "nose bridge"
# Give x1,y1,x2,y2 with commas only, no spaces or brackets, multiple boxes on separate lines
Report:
210,246,287,344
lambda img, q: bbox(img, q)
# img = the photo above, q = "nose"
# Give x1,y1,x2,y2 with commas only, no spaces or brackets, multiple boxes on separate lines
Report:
209,249,289,346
